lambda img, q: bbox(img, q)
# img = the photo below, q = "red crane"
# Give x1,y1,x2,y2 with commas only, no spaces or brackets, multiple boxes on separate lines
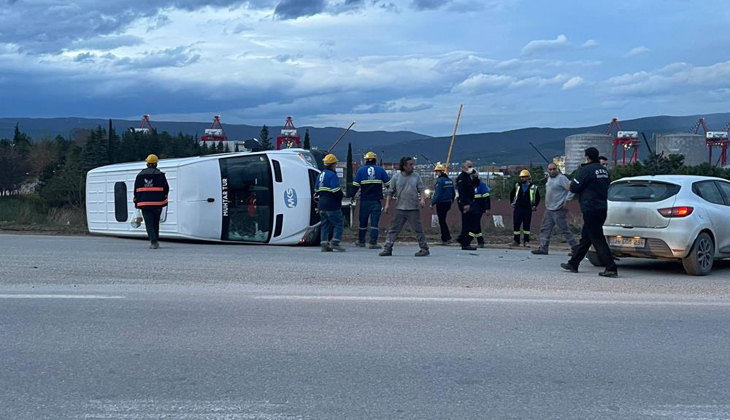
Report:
201,115,228,143
276,117,301,150
133,114,154,134
607,118,639,167
690,117,709,134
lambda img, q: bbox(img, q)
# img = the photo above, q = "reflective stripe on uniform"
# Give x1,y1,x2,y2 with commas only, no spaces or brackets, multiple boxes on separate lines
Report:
135,187,164,192
137,200,168,207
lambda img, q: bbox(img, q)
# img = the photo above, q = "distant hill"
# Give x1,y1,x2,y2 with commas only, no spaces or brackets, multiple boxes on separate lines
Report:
2,113,729,165
0,117,431,158
374,113,730,166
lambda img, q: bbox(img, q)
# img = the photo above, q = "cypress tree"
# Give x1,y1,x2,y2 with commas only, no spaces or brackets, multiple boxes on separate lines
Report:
303,128,311,150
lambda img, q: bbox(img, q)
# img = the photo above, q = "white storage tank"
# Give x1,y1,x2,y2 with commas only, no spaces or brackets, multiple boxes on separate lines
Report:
565,133,612,174
655,133,706,166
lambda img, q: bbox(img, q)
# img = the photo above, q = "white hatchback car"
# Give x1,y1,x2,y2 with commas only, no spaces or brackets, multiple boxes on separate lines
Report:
596,175,730,275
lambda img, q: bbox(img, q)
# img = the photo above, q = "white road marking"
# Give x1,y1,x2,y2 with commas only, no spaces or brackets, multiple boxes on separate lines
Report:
0,294,125,299
254,295,730,306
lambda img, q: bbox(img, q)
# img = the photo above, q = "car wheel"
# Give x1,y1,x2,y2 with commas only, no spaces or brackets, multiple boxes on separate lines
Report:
587,250,604,267
682,232,714,276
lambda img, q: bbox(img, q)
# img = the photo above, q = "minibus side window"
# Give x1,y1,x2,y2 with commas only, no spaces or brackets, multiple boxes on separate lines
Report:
114,182,128,222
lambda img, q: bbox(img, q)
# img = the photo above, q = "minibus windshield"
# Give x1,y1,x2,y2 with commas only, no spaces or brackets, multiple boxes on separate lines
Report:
220,154,273,242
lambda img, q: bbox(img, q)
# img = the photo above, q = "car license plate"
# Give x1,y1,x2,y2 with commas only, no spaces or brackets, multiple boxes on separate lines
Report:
609,236,646,247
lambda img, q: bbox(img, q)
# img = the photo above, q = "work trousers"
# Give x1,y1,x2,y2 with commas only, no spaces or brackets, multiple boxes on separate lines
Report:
435,201,452,243
474,212,485,245
513,207,533,243
141,207,162,245
538,208,578,252
384,210,428,251
568,209,617,272
358,200,382,245
458,207,479,247
320,210,344,245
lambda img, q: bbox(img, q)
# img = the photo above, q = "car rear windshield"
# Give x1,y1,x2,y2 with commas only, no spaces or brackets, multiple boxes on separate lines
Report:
608,181,681,202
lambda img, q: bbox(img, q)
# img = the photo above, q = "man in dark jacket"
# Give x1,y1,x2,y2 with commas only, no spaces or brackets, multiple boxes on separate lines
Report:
430,163,455,245
561,147,618,277
472,172,491,248
509,169,540,247
456,160,478,251
133,154,169,249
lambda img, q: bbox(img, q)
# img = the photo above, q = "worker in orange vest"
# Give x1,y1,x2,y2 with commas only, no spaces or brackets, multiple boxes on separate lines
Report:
133,154,169,249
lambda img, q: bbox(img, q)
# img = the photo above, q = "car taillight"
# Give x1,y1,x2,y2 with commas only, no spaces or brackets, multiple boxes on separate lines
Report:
658,206,694,218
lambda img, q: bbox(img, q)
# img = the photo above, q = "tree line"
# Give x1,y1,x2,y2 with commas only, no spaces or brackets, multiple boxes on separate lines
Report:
0,121,315,209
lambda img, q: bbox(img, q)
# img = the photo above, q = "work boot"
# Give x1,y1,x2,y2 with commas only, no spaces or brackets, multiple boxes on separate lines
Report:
149,243,154,249
477,242,485,248
379,247,393,256
355,242,366,247
599,270,618,278
368,243,382,250
321,243,333,252
531,249,548,255
415,248,430,257
151,242,159,249
510,241,521,247
330,242,346,252
560,262,578,273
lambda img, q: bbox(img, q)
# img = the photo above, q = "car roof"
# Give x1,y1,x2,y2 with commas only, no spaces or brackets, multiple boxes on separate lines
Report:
613,175,730,184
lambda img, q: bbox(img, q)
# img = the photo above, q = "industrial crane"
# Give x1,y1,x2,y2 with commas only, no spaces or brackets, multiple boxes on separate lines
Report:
201,115,229,144
276,117,301,149
692,117,728,167
607,118,640,167
132,114,154,134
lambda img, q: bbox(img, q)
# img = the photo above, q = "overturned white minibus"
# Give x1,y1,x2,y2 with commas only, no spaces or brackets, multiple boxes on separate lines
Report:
85,149,324,245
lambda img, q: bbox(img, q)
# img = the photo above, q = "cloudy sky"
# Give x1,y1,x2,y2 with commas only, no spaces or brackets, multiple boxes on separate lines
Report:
2,0,730,135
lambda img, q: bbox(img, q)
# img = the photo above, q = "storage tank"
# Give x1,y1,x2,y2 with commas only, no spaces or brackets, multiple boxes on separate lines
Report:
565,133,612,174
655,134,706,166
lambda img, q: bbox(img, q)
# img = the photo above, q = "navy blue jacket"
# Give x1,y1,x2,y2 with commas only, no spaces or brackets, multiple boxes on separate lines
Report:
570,162,610,212
315,169,343,211
474,181,491,213
352,164,390,201
133,168,169,209
432,173,455,205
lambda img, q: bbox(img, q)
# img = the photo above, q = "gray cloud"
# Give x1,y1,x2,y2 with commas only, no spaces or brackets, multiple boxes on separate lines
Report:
74,52,95,62
411,0,451,10
352,102,433,114
71,34,145,50
0,0,274,54
274,0,326,19
115,46,201,69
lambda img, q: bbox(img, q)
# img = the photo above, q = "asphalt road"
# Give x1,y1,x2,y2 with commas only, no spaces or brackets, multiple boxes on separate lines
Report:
1,234,730,419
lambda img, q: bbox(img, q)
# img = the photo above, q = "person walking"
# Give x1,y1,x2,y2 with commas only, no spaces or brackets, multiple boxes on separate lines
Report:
430,163,455,245
531,163,578,255
315,153,346,252
456,160,478,251
510,169,540,247
561,147,618,277
379,157,429,257
472,171,491,248
351,151,390,249
133,154,169,249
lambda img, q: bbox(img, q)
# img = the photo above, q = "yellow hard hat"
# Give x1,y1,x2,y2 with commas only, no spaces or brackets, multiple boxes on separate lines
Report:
364,151,377,160
434,163,446,172
519,169,531,177
145,154,159,164
323,153,338,165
